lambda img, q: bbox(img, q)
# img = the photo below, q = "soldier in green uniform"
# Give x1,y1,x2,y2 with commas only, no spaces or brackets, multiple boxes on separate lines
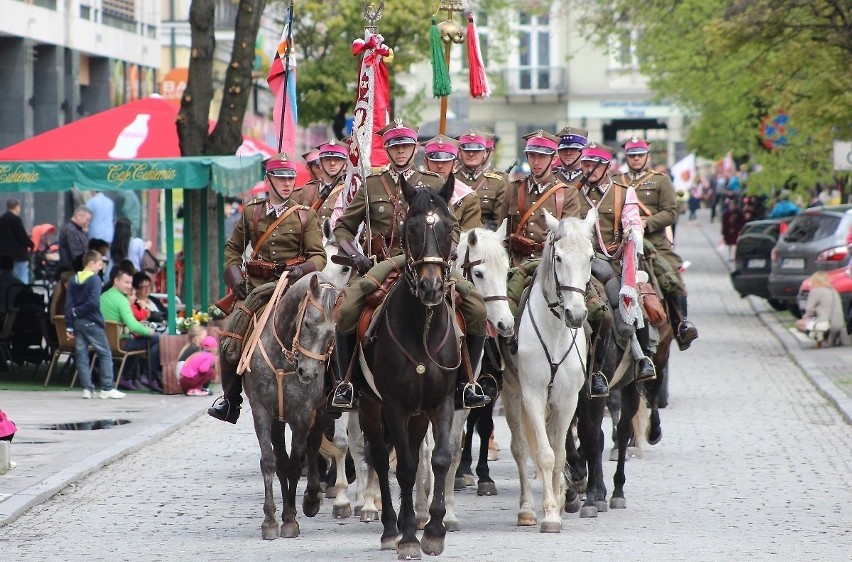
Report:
576,143,656,383
207,153,327,424
302,149,322,182
454,130,507,230
329,120,490,410
422,135,482,231
295,139,349,226
615,138,698,350
553,127,588,185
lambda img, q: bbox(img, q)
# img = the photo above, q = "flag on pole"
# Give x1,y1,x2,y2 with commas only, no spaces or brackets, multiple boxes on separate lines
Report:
267,12,297,155
670,153,696,192
717,150,735,177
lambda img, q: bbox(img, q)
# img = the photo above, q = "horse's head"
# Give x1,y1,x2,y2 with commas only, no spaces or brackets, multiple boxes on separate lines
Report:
280,273,339,384
454,220,514,337
401,173,455,307
541,208,597,329
321,219,353,289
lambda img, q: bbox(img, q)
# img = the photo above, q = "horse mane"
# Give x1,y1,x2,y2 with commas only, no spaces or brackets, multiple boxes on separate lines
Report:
406,183,453,220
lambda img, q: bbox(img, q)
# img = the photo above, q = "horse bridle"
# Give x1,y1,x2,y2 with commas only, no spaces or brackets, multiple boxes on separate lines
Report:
460,244,510,305
403,210,452,301
542,232,588,325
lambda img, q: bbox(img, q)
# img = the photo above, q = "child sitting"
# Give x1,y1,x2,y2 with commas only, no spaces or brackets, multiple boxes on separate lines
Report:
179,335,218,396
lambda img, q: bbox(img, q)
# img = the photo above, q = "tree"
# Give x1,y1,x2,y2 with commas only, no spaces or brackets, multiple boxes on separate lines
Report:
578,0,852,192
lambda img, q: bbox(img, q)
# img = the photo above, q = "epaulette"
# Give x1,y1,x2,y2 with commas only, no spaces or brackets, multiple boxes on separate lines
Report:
483,171,503,180
612,180,629,189
420,170,442,178
245,197,266,206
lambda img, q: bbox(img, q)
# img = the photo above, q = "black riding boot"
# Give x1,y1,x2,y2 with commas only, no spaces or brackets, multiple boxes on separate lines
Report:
589,311,612,398
329,331,357,411
456,335,491,410
673,295,698,351
476,337,503,399
634,325,657,383
207,360,243,424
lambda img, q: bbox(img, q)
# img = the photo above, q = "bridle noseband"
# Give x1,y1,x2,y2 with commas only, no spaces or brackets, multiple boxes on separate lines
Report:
460,244,510,305
404,209,452,301
542,232,588,324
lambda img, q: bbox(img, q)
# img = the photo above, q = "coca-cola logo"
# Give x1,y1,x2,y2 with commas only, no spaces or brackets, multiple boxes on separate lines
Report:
0,165,39,184
107,163,177,187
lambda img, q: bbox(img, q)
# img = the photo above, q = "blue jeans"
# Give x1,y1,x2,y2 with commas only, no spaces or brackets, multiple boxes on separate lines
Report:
13,261,29,284
122,333,160,377
74,319,115,391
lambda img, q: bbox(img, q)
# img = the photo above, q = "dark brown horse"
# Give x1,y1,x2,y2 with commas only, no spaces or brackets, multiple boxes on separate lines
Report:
357,175,459,559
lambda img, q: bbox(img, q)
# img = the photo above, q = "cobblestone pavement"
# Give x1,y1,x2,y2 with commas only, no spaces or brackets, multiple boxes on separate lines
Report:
3,213,852,561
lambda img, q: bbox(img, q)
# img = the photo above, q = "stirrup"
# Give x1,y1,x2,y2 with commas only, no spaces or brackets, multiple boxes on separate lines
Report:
676,321,698,350
329,382,355,410
462,382,491,409
589,371,610,398
634,356,657,383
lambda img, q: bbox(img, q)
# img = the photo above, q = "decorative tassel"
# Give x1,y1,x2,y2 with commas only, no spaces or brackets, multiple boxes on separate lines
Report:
430,17,452,98
466,14,490,98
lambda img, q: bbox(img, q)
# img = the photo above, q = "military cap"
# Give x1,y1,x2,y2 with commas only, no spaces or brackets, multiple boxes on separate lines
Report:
316,139,349,159
457,130,488,152
623,136,650,155
377,119,418,147
556,126,589,150
422,135,460,162
302,150,320,165
265,152,298,178
580,142,616,164
523,130,560,155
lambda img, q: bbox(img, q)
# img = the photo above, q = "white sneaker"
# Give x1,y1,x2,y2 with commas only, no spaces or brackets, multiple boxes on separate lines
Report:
82,389,93,399
98,388,126,399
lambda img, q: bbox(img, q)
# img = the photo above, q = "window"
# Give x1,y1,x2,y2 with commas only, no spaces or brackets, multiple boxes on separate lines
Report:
517,10,551,92
610,27,643,71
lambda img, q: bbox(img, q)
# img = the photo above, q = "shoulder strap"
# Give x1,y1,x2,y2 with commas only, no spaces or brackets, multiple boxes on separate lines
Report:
379,172,395,199
635,198,653,218
517,180,528,218
252,203,263,241
250,205,303,260
555,187,565,219
514,182,566,236
471,174,488,193
613,184,624,235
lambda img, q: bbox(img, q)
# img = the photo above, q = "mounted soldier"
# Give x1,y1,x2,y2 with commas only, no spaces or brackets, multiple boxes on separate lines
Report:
295,139,350,226
497,130,608,397
614,137,698,351
553,126,588,186
422,135,483,231
454,130,507,231
576,143,656,383
208,153,327,424
329,119,490,411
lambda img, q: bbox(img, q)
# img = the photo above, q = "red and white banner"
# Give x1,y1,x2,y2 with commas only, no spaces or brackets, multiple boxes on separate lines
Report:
670,153,696,192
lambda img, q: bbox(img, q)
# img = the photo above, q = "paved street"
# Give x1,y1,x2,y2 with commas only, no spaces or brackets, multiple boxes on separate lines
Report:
3,211,852,561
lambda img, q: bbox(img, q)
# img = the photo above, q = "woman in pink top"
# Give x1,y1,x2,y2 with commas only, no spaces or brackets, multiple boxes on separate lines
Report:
179,336,218,396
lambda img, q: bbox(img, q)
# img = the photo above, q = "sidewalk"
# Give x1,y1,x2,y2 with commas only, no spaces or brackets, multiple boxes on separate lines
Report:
694,211,852,423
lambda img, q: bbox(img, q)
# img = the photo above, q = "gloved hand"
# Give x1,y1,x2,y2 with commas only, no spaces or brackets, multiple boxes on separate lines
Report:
285,261,317,283
338,239,372,276
231,282,248,300
224,265,248,300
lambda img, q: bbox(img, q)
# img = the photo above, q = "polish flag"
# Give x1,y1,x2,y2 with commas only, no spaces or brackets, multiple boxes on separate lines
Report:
268,21,297,155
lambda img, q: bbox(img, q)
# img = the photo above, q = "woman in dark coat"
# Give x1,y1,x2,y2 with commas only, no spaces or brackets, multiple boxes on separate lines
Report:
721,197,745,260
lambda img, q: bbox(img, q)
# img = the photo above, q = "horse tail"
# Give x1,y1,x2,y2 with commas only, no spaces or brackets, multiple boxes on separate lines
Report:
631,393,649,449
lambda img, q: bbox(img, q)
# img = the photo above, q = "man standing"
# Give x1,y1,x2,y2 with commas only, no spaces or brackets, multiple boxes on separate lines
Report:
86,191,115,244
58,206,91,271
615,138,698,351
101,268,162,392
454,130,507,231
329,120,490,411
295,140,350,225
65,250,125,399
553,127,589,185
209,153,326,424
422,135,482,231
0,199,34,283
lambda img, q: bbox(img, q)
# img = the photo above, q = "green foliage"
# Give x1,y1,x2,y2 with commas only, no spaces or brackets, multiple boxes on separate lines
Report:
579,0,852,191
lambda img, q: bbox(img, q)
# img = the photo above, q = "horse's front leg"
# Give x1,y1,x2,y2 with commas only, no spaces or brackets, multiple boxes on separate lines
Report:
611,382,641,510
421,396,454,556
302,408,326,518
576,396,607,518
359,400,399,550
474,400,497,496
330,412,353,518
278,416,304,538
252,411,281,540
415,428,434,530
389,406,427,560
456,410,477,488
443,409,469,532
502,373,536,526
522,392,561,533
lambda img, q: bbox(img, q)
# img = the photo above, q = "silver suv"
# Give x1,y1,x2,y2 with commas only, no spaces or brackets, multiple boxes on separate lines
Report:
768,205,852,316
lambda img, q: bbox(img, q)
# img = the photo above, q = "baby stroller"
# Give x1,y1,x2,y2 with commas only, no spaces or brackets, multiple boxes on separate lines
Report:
31,224,59,286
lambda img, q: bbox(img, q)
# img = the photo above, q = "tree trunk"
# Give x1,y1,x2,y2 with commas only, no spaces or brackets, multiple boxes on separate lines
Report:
177,0,215,156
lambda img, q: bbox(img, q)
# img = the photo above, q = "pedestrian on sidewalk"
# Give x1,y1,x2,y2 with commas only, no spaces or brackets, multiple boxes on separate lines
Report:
179,335,218,396
0,198,35,283
65,250,125,399
795,271,846,347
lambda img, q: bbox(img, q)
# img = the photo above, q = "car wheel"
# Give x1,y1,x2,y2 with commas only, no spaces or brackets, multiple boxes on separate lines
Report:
788,303,802,318
767,299,787,311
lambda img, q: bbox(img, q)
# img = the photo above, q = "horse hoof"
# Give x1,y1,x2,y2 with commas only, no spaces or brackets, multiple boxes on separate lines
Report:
381,534,401,551
333,504,353,519
397,542,421,559
477,482,498,496
564,495,581,514
610,497,627,509
579,505,598,518
303,495,322,518
608,448,619,462
463,474,476,487
416,515,429,531
540,520,562,533
444,519,460,532
573,478,588,494
279,522,299,538
261,523,279,540
361,509,380,523
517,511,537,526
354,505,363,516
421,534,445,556
593,500,608,513
648,427,662,446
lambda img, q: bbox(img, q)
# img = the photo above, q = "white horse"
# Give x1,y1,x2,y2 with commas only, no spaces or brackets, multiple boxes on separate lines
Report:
416,221,514,531
501,209,597,533
321,219,353,290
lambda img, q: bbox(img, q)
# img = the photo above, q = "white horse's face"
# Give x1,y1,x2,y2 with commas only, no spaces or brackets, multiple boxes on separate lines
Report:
455,220,514,337
323,243,353,289
544,209,597,329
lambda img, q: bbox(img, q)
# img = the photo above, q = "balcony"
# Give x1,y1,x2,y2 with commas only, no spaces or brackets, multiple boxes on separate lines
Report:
499,67,567,98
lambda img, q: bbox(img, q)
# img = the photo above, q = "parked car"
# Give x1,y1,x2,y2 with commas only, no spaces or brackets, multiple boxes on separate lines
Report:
797,265,852,325
730,217,793,310
768,205,852,316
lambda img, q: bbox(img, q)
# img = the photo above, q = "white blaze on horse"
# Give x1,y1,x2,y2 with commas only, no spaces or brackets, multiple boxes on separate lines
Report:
501,209,597,533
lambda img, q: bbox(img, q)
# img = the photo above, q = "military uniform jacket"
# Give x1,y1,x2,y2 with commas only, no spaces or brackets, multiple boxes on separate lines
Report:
615,169,677,248
333,169,458,259
577,181,630,255
554,166,583,186
294,176,345,226
451,185,483,232
225,198,327,289
498,172,581,265
456,168,507,230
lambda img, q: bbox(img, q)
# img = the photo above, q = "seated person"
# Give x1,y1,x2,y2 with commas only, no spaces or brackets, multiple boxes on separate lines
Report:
0,255,24,315
100,268,163,392
131,272,165,323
